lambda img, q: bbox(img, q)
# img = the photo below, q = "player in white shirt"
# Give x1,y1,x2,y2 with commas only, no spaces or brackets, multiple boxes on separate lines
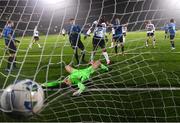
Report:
145,20,156,48
90,19,110,65
122,23,128,43
29,26,41,48
62,28,66,37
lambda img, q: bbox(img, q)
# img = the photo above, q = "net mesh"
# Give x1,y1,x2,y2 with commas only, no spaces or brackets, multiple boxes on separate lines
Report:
0,0,180,122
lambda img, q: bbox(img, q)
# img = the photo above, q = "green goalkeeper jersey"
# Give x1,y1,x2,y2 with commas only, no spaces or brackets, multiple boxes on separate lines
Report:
68,66,95,92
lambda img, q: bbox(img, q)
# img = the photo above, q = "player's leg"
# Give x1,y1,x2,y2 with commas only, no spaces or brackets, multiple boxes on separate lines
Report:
6,48,17,71
70,37,80,64
170,35,175,50
35,37,41,48
77,38,86,63
120,36,125,55
4,39,9,54
100,39,110,64
74,46,79,64
90,37,98,63
110,37,115,48
152,34,156,48
114,37,119,54
29,38,35,48
146,33,150,47
165,31,167,40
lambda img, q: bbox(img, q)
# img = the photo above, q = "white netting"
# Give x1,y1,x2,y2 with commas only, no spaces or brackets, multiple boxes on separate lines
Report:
0,0,180,122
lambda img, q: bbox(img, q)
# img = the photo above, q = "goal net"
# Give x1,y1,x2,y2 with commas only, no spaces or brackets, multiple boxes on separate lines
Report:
0,0,180,122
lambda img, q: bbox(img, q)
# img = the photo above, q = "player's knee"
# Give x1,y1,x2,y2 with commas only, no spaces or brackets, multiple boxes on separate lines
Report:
102,48,106,52
81,50,85,53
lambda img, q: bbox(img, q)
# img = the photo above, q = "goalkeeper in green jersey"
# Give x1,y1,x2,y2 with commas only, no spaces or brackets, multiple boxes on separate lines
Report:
42,60,109,96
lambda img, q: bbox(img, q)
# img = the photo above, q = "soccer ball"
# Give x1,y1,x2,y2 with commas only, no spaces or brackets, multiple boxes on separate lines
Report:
0,79,44,117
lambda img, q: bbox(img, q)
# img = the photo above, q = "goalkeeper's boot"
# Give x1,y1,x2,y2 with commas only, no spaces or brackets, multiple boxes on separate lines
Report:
101,64,109,72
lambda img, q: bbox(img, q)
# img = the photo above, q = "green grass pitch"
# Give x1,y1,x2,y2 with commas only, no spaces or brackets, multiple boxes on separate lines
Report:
0,31,180,122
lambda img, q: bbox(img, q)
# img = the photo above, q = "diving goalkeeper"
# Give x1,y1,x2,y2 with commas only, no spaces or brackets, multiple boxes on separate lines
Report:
42,60,109,96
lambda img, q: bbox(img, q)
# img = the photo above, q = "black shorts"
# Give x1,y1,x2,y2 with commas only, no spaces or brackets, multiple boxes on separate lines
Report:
34,36,39,41
147,33,154,37
170,35,175,40
8,40,16,54
123,32,126,37
113,36,123,43
70,39,84,50
93,37,105,49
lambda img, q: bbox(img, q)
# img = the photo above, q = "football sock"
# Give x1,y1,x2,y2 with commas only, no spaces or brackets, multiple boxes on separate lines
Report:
102,52,110,63
115,45,118,54
37,43,41,48
121,46,124,52
7,56,13,69
90,52,94,62
13,57,16,68
74,49,79,64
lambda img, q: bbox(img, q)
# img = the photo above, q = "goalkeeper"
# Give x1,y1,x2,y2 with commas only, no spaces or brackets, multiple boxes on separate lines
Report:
42,60,109,96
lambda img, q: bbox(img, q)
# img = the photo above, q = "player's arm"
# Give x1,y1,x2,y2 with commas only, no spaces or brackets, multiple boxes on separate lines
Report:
72,75,88,96
152,24,155,32
73,82,86,96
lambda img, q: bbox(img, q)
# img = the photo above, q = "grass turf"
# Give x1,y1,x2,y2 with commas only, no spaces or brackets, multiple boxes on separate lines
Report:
0,31,180,121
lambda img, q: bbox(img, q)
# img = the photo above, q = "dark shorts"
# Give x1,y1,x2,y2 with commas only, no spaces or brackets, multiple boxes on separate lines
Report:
93,37,105,49
113,36,123,43
34,36,39,41
5,39,9,46
147,33,154,37
170,35,175,40
8,40,16,54
70,38,84,50
123,32,126,37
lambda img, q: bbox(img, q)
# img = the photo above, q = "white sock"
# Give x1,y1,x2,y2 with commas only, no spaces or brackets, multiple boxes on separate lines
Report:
111,42,114,47
123,37,126,43
102,52,109,62
29,43,32,48
37,43,41,48
153,40,156,46
90,52,94,62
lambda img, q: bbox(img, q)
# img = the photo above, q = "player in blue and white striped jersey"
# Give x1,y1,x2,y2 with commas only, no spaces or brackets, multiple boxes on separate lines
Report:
168,18,176,50
68,18,86,64
112,18,124,55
